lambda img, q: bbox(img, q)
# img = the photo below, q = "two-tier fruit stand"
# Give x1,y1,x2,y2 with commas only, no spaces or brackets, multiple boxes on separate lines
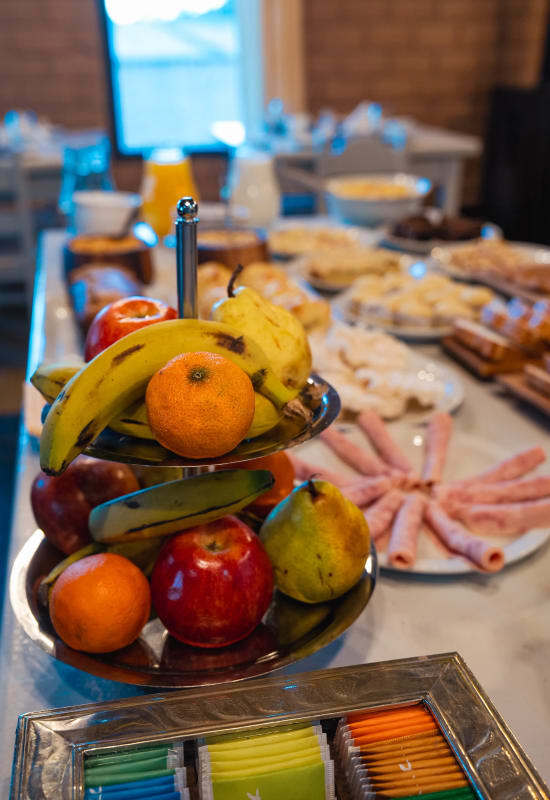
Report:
10,199,377,687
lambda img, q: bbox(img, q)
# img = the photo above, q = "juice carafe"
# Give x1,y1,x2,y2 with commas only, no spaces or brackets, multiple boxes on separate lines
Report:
141,148,199,238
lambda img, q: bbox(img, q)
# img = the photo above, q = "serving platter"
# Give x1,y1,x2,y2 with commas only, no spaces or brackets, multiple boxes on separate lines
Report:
9,530,377,688
383,220,502,256
267,216,385,261
10,654,550,800
430,240,550,300
297,424,550,576
332,291,452,342
80,374,339,467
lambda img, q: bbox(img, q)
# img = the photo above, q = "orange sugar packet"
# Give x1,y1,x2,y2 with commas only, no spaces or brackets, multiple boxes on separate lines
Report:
347,705,425,723
370,760,466,781
356,730,440,756
348,708,432,733
366,754,459,774
351,720,438,745
361,740,452,765
378,777,469,797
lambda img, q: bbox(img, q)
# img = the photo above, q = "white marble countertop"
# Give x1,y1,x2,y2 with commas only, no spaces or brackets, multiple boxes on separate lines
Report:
0,231,549,792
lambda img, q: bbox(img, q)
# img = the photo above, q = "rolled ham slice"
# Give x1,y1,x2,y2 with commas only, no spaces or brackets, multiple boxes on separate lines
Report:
287,454,350,488
450,446,546,488
425,502,504,572
357,410,413,472
364,489,405,540
341,476,394,507
320,427,391,477
435,475,550,507
387,492,426,569
421,412,453,484
449,497,550,536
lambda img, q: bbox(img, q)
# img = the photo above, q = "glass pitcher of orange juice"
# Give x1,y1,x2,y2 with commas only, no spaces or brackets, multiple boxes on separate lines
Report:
141,148,199,238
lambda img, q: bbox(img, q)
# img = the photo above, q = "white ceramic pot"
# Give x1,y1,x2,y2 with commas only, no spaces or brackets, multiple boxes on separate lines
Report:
71,191,141,236
229,151,281,229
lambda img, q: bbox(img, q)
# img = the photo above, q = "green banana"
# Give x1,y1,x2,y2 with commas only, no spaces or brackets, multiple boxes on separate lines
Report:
32,361,282,444
89,468,274,543
39,319,296,474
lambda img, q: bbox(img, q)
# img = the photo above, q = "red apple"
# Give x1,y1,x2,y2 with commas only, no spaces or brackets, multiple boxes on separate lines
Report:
84,296,177,361
151,516,274,648
31,456,140,554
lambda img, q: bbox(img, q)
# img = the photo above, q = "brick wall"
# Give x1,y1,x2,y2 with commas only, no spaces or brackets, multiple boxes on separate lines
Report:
303,0,549,204
0,0,548,203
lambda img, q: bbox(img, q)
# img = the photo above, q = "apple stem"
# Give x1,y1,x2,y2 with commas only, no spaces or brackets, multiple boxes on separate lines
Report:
227,264,244,298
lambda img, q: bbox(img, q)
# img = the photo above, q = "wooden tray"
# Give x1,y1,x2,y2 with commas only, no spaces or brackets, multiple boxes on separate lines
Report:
497,371,550,417
442,335,527,378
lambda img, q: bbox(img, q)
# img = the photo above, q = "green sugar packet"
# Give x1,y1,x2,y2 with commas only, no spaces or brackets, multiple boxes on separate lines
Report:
203,759,334,800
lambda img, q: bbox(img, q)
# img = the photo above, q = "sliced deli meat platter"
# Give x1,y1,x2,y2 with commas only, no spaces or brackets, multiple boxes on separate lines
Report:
293,410,550,575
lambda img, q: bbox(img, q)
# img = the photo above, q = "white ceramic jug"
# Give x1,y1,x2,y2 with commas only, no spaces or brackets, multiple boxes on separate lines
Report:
229,149,280,228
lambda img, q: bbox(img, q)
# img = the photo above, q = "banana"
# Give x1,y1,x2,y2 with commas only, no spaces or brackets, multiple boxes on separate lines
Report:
89,468,274,543
247,392,281,438
39,319,296,474
32,360,282,445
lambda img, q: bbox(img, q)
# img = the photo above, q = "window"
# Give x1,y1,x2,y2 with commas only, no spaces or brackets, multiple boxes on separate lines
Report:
98,0,263,156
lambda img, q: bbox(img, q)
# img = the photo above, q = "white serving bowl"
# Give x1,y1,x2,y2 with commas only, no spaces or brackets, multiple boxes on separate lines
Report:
325,173,431,227
71,190,141,236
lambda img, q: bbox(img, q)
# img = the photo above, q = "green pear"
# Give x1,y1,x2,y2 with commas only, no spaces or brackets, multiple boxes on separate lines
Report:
259,478,370,603
211,267,312,390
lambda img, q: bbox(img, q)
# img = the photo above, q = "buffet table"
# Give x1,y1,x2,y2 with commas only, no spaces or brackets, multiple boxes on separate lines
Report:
1,231,549,792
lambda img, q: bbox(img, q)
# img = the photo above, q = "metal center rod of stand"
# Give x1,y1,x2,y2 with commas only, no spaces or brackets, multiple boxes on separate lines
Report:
175,196,205,476
175,196,199,320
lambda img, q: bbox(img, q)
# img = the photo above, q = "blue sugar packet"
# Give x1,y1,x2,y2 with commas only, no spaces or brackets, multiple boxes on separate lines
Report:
84,768,186,798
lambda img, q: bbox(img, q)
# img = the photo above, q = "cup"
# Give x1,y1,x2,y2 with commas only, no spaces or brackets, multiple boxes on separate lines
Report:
71,190,141,236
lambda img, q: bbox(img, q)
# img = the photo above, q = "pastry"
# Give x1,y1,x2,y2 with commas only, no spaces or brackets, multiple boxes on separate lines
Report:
68,264,143,331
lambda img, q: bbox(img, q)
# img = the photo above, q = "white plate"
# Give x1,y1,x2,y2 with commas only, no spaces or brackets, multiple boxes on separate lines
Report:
293,252,409,294
383,219,502,256
298,425,550,576
332,297,452,341
267,217,386,260
430,239,550,284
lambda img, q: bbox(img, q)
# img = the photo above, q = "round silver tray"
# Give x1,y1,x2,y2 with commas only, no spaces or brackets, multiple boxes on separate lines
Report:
81,375,340,467
10,529,377,688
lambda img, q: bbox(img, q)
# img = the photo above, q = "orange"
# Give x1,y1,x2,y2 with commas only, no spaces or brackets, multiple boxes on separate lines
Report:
49,553,151,653
145,351,255,458
240,451,296,517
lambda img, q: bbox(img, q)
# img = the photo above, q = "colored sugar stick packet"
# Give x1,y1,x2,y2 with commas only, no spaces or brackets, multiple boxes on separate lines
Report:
201,732,327,767
202,747,331,779
85,767,182,788
390,791,474,800
85,773,187,799
367,754,461,773
351,730,441,757
203,723,322,749
347,708,431,727
201,758,335,800
360,739,452,763
86,743,183,767
378,778,469,797
351,720,439,745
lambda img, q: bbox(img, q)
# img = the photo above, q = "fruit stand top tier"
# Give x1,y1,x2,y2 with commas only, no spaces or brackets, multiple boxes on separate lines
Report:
78,197,340,467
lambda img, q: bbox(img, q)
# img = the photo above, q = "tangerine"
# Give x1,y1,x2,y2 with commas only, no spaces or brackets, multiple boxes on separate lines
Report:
239,452,295,517
49,553,151,653
145,351,255,458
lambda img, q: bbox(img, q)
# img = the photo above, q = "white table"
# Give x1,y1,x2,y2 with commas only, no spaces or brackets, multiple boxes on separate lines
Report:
0,231,549,793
